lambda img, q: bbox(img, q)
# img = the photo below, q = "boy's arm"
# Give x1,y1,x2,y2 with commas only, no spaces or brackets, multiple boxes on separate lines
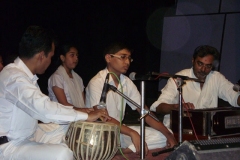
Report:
136,107,177,148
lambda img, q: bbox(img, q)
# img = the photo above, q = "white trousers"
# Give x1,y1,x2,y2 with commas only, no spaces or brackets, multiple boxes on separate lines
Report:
0,123,72,160
120,126,169,152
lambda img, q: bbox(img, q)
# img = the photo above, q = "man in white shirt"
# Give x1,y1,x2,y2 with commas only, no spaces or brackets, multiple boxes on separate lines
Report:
150,45,240,128
85,42,177,155
0,26,110,160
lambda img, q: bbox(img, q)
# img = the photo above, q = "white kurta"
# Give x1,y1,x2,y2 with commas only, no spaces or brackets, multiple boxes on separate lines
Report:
48,65,85,108
85,68,168,152
0,57,88,160
150,68,240,128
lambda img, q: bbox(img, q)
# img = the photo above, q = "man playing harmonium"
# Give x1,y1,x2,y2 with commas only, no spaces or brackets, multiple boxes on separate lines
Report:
150,45,240,128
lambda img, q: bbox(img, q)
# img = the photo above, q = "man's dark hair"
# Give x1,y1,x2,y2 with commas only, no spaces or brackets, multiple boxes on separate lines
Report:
193,45,220,61
19,26,56,58
103,42,132,56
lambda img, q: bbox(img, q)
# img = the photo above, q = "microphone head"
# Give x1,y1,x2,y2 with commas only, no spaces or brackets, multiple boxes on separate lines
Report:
129,72,136,80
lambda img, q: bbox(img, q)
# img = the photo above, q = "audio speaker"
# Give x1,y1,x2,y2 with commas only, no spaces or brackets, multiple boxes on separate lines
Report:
166,139,240,160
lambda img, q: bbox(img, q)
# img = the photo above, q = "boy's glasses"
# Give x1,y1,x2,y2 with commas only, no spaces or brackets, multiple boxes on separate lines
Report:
110,54,133,62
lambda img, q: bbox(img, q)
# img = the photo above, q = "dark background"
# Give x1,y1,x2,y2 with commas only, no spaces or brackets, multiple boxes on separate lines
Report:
1,0,240,111
0,0,176,96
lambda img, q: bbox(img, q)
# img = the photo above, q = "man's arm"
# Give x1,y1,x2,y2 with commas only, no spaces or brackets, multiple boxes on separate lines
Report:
155,103,195,114
155,103,178,114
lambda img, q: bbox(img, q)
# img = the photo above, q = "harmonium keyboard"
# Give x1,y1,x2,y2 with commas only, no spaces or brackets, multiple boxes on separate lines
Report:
170,107,240,138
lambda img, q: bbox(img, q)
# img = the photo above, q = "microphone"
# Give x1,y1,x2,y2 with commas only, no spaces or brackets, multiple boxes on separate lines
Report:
98,73,110,109
129,72,153,80
152,145,178,157
151,72,204,83
233,84,240,92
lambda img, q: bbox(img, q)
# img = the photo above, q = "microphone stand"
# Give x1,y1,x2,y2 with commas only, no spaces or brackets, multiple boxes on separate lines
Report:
107,84,159,160
152,77,185,157
176,77,184,144
140,81,146,159
151,73,206,157
108,84,159,122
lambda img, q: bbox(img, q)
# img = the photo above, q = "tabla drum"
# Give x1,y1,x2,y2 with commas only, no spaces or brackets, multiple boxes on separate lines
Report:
65,121,120,160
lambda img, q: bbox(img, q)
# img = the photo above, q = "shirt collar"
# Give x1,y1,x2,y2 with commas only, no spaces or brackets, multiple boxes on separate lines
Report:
103,68,126,86
14,57,39,82
190,67,197,79
190,67,212,82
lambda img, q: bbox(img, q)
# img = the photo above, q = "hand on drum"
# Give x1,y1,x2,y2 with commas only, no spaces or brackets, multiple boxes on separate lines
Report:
74,108,94,113
86,108,111,122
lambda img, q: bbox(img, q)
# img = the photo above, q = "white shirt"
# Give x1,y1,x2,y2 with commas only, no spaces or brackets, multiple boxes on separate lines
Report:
150,68,240,127
0,57,88,140
85,68,140,121
85,69,170,152
48,68,85,105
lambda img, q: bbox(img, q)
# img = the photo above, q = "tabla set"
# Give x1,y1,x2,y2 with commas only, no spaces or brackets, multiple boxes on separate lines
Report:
65,121,120,160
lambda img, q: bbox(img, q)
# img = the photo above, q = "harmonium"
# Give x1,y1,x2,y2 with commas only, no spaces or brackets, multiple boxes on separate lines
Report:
170,107,240,138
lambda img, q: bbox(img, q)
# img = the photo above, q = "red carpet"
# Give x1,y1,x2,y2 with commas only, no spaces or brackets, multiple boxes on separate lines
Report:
112,148,170,160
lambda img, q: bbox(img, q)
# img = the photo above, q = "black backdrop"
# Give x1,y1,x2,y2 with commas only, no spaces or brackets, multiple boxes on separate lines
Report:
0,0,176,97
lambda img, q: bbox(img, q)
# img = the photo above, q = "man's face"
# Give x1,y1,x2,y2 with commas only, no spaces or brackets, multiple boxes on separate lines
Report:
37,43,55,74
106,49,132,76
192,55,214,81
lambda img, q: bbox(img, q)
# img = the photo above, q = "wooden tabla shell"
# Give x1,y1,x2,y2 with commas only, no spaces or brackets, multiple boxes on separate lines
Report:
65,121,120,160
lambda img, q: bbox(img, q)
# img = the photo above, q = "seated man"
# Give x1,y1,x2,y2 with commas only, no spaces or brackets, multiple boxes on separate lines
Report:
150,45,240,128
85,42,177,155
0,26,110,160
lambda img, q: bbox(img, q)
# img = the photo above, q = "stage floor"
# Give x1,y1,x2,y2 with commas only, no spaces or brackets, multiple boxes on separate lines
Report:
112,148,170,160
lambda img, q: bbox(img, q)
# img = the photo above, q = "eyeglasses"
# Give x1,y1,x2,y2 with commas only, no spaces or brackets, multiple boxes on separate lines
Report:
110,54,133,62
196,61,213,69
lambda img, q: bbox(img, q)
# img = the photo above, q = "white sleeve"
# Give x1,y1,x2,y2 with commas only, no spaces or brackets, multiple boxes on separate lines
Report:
5,75,88,124
126,79,141,110
150,78,179,111
49,73,64,89
217,73,240,107
85,78,103,108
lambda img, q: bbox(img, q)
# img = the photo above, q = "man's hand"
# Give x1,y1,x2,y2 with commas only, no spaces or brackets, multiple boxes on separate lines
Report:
75,108,94,113
165,133,178,149
86,109,111,122
183,102,195,110
172,102,195,111
93,105,109,121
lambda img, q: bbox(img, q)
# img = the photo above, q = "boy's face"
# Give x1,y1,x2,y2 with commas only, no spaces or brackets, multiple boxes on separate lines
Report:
105,49,132,76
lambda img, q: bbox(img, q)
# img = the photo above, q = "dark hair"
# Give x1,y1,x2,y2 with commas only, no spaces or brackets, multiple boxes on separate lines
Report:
19,26,56,58
54,43,78,66
193,45,220,61
59,44,78,56
103,42,132,56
